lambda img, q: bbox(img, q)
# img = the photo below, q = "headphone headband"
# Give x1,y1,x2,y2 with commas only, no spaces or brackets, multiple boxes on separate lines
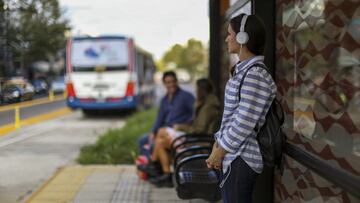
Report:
240,14,248,33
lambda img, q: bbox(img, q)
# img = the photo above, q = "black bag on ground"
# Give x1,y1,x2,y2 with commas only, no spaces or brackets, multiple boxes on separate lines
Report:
239,63,286,169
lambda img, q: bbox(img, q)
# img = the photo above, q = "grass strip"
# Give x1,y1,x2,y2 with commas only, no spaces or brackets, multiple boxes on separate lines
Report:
77,108,157,164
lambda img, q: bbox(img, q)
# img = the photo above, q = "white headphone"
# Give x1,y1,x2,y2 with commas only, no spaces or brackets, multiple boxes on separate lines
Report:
236,14,249,44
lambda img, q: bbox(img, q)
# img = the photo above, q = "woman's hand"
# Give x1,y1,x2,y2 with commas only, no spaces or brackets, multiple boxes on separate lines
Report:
206,142,227,170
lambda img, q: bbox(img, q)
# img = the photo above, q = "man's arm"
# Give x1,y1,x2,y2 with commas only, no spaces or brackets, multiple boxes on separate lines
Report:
151,98,166,134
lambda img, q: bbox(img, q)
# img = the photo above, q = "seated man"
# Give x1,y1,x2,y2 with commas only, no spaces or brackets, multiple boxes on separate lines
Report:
138,70,195,162
144,78,222,187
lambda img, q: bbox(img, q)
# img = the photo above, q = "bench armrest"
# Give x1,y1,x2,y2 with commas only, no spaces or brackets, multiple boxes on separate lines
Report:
172,138,214,156
171,133,211,149
174,145,212,167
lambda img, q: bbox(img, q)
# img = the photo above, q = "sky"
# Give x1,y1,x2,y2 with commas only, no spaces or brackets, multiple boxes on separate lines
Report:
59,0,210,60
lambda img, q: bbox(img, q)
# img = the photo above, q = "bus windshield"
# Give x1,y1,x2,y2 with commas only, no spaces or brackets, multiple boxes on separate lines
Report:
71,38,128,72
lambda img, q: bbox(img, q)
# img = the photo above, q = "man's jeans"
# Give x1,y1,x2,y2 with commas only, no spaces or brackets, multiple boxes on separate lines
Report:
220,157,259,203
138,133,153,157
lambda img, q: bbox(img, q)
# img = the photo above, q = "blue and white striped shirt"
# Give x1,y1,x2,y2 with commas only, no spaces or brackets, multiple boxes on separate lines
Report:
215,55,277,174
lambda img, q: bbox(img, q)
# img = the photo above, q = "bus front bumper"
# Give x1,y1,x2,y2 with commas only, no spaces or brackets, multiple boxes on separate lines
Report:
66,96,138,110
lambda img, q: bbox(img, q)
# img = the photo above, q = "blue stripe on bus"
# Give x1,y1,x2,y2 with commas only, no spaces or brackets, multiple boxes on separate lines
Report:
67,96,138,110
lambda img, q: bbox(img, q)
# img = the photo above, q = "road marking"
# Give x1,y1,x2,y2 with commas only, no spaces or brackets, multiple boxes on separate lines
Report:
0,125,16,136
0,96,65,112
0,107,72,136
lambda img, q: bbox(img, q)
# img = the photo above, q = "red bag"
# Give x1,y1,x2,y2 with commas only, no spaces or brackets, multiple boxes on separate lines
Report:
135,155,149,180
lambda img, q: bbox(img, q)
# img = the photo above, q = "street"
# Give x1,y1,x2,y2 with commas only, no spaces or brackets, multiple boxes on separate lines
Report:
0,110,125,202
0,99,66,126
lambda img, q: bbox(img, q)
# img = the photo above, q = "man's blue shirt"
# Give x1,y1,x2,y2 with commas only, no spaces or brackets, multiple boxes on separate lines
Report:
152,88,195,133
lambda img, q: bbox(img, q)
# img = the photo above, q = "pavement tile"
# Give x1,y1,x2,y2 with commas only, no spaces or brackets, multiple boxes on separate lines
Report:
27,165,217,203
73,191,114,201
85,172,120,184
149,201,184,203
78,184,118,191
72,201,117,203
111,171,150,203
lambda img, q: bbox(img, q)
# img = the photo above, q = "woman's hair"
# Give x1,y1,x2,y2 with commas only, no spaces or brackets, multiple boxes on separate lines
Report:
230,14,266,55
196,78,213,95
162,70,177,82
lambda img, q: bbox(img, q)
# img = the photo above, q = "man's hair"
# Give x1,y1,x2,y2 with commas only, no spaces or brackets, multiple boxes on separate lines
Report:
162,71,177,82
196,78,213,94
230,14,266,55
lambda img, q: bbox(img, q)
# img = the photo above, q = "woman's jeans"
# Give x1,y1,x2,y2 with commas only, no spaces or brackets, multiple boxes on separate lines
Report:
220,157,259,203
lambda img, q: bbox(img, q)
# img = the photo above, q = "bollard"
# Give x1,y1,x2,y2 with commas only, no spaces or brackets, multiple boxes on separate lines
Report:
63,89,67,98
49,90,54,101
15,106,21,128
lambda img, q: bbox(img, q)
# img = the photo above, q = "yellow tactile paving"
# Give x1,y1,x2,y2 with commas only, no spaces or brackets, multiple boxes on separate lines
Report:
25,167,92,203
25,166,129,203
0,107,72,136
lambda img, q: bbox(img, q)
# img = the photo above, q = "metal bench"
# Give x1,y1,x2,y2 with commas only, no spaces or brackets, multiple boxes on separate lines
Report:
170,133,221,202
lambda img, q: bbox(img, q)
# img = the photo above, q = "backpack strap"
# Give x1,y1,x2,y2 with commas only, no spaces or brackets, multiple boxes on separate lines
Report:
238,62,272,87
238,62,271,98
237,62,272,132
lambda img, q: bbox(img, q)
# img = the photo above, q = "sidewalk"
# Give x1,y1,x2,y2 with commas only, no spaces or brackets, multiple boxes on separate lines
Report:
25,165,212,203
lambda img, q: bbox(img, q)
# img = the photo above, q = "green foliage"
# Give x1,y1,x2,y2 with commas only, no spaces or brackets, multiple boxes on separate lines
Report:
163,44,184,66
160,38,208,78
77,108,157,165
6,0,70,69
0,0,4,11
155,59,167,72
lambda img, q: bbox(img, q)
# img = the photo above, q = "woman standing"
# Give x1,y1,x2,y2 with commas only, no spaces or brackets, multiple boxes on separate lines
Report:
206,14,277,203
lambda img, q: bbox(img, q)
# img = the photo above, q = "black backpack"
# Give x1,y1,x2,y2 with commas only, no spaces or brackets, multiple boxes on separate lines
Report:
238,63,286,169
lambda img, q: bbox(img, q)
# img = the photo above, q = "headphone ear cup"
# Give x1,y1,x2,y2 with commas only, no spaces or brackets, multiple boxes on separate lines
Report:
236,32,249,44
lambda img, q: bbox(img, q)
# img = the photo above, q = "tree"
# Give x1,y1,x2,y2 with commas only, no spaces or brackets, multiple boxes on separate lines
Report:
7,0,70,75
160,38,207,79
163,44,184,66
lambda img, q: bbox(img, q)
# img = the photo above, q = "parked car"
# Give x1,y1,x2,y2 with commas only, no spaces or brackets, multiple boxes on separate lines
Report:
1,82,34,103
32,79,48,94
51,76,65,94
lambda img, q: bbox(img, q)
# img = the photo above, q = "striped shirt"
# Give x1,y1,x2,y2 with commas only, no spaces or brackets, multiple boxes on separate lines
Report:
215,55,277,174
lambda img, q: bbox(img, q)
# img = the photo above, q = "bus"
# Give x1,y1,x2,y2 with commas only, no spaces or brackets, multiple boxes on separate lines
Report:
65,36,156,115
